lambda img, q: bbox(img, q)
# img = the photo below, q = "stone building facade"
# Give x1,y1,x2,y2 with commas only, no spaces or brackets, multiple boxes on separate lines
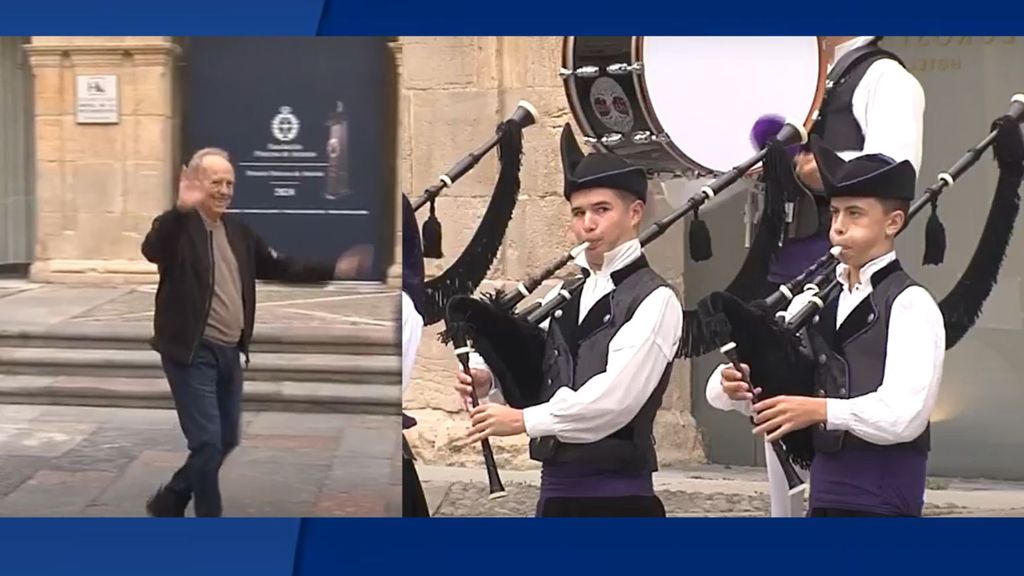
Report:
11,36,403,285
399,37,706,468
5,36,707,468
23,37,182,283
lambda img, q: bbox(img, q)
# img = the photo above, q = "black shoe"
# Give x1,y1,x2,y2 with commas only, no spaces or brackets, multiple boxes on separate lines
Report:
146,485,189,517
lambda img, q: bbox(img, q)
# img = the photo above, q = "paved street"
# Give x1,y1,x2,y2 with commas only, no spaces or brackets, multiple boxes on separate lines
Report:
428,482,975,517
416,465,1024,518
0,404,401,517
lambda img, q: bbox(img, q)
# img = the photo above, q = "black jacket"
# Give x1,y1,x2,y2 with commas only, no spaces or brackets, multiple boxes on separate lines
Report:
141,208,336,365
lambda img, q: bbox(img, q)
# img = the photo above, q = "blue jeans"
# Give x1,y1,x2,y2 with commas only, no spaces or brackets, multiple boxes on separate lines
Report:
160,340,243,517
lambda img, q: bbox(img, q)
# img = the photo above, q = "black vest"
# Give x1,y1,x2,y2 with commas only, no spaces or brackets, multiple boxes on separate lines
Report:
806,259,930,453
792,40,906,237
528,255,676,473
811,39,906,153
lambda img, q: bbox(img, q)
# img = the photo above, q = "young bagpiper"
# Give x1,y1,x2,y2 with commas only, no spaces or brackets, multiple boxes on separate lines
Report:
454,125,684,517
711,135,945,517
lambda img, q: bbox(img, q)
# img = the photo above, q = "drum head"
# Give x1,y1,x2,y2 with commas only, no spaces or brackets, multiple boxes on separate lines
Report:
639,37,825,174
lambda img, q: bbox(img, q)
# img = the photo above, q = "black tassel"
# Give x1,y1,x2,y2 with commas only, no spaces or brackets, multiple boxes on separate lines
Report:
939,116,1024,348
677,301,731,360
677,141,791,359
679,309,707,359
689,208,713,262
922,198,946,266
421,121,524,325
422,199,444,259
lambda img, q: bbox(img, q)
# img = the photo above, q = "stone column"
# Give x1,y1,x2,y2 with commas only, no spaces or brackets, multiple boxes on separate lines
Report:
386,39,405,288
25,37,179,284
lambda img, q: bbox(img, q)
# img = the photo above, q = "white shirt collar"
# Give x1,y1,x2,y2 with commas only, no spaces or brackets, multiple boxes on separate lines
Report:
835,249,896,291
832,36,879,66
573,238,642,278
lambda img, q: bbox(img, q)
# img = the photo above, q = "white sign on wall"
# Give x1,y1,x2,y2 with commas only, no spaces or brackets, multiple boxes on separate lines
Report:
75,74,119,124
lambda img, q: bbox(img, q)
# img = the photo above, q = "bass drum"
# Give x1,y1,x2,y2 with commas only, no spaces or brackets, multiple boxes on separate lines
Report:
562,36,828,178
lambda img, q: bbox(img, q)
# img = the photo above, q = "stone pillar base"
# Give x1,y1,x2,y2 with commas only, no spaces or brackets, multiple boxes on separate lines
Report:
30,259,158,284
386,262,402,288
653,409,708,466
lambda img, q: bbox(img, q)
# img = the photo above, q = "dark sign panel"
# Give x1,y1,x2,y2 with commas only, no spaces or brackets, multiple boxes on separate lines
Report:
183,37,395,281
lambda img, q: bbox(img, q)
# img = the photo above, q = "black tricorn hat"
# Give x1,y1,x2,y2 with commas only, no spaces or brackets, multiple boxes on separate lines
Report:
809,135,916,202
561,124,648,202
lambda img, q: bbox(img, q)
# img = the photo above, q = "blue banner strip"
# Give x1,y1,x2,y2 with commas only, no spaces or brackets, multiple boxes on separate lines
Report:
0,0,325,34
0,517,1020,574
0,0,1022,34
2,519,301,576
292,518,1017,574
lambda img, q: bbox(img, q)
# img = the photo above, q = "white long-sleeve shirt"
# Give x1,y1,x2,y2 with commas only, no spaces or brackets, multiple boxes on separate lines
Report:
705,250,944,515
402,291,424,395
831,36,926,172
469,238,683,444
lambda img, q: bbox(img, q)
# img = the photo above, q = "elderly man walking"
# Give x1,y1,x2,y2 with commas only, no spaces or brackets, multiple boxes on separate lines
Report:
142,147,371,517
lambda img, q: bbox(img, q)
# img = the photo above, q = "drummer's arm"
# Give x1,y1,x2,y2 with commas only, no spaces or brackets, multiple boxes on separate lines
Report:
797,61,925,190
794,153,824,192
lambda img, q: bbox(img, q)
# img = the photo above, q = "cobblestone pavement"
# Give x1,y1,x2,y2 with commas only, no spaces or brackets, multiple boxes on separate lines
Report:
429,481,975,517
0,404,400,517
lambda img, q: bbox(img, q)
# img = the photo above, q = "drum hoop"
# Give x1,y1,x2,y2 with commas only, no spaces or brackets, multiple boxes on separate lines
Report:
631,37,704,175
807,37,830,131
633,37,831,176
561,36,612,156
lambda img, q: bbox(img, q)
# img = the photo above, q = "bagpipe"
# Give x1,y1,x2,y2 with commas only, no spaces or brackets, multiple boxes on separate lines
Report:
696,94,1024,491
439,36,835,493
413,101,539,327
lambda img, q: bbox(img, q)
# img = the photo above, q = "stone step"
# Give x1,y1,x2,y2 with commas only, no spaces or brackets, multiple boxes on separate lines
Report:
0,347,399,385
0,323,398,355
0,375,399,414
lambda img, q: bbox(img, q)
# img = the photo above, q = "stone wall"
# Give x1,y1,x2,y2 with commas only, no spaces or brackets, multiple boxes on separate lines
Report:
400,37,707,469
